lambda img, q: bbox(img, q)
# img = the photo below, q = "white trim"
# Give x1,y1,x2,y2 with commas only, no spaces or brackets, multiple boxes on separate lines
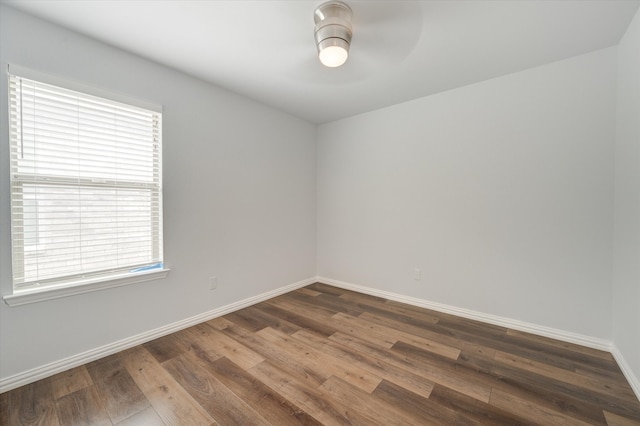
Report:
0,277,315,393
611,344,640,401
3,269,171,307
7,64,162,112
316,276,612,351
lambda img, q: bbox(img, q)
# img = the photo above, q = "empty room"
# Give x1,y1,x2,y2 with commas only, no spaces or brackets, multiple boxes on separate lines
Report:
1,0,639,424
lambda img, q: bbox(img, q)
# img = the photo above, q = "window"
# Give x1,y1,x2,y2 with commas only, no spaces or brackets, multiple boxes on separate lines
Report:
6,68,166,302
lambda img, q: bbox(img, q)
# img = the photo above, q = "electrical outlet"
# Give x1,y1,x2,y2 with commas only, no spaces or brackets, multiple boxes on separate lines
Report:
414,268,421,281
210,276,218,290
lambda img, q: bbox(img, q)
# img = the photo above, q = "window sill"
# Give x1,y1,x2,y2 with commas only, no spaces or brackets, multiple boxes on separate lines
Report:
3,268,170,307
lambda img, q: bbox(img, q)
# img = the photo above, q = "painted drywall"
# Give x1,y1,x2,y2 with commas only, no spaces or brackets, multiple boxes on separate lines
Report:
317,48,617,339
0,5,316,380
613,7,640,387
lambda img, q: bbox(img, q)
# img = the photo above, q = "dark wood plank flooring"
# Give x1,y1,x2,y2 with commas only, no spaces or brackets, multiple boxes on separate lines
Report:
1,283,639,425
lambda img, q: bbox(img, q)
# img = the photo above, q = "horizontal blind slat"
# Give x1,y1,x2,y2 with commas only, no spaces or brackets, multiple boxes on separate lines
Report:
9,72,163,289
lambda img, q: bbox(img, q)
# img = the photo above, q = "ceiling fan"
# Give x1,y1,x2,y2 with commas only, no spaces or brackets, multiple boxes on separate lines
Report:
288,0,424,83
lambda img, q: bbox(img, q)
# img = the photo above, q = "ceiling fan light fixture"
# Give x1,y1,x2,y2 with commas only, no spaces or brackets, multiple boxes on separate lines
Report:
314,1,353,68
317,38,350,67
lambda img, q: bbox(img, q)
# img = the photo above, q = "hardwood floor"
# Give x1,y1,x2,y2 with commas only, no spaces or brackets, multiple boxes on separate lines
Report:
1,282,639,425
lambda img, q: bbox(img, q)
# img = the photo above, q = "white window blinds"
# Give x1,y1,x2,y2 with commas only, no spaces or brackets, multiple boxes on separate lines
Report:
8,72,163,291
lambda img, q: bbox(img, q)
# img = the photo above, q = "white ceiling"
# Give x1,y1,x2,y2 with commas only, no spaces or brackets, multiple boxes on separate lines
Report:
3,0,639,124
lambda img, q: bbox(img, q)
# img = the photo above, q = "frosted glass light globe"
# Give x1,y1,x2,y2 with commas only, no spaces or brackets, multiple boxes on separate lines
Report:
319,45,349,67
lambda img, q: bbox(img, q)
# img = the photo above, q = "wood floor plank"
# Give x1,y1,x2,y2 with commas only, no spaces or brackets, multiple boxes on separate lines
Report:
6,379,60,426
205,316,235,331
345,311,463,360
390,340,493,403
114,406,165,426
189,353,322,426
217,320,328,387
457,350,611,425
495,370,640,422
0,389,9,424
50,366,93,400
359,311,495,361
335,312,463,359
293,328,435,399
251,302,338,337
500,332,621,374
295,287,323,297
306,282,351,297
494,350,639,402
121,346,216,426
437,315,509,339
337,292,442,325
258,326,383,393
4,283,640,426
379,299,600,372
328,313,398,348
163,352,271,425
603,410,640,426
506,329,614,361
383,298,467,321
575,362,630,385
248,360,370,425
329,330,492,402
193,322,264,370
489,388,596,426
264,296,338,321
383,307,580,372
319,375,426,426
143,333,190,364
373,378,482,425
428,383,529,425
55,385,111,426
85,353,151,424
224,305,301,334
288,291,365,317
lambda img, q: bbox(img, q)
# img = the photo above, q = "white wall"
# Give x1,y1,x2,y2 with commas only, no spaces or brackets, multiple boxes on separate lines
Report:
0,6,316,381
613,8,640,388
317,48,617,340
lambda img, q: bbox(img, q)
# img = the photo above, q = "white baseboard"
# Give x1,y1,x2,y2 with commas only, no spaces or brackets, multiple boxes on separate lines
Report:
611,344,640,401
4,275,637,401
0,277,315,394
316,276,612,351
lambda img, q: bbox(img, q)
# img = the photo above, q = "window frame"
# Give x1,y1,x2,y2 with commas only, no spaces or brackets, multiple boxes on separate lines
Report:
3,65,169,306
